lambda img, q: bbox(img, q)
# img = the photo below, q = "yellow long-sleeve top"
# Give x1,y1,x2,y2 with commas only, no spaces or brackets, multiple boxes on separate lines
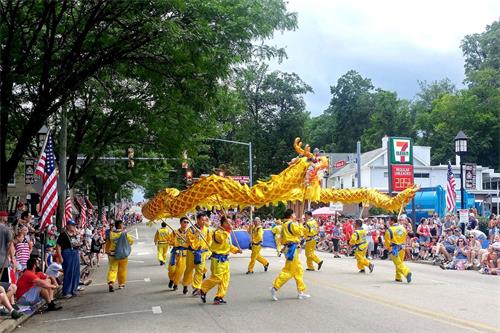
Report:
349,228,368,251
384,224,408,249
272,224,282,237
154,227,170,244
168,228,189,248
303,219,319,238
211,228,239,255
250,225,264,244
281,219,303,244
106,230,134,254
187,224,211,250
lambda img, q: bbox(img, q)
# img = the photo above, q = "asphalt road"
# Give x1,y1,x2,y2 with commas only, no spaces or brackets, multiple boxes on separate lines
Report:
17,221,500,333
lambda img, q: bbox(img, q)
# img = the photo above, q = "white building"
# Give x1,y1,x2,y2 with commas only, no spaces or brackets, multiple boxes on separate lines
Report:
326,137,500,215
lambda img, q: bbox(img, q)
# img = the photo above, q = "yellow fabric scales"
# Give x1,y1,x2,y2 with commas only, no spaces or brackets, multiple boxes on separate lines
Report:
142,138,418,220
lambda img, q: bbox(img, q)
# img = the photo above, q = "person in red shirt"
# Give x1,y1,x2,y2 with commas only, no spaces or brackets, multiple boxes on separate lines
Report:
16,258,61,311
343,219,354,255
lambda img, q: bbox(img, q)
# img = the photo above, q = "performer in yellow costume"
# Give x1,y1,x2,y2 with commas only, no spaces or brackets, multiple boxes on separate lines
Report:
349,219,374,273
384,216,412,283
106,220,134,292
271,209,310,301
303,211,323,271
272,219,283,256
167,217,189,291
182,212,212,295
246,217,269,274
154,222,170,265
200,216,242,305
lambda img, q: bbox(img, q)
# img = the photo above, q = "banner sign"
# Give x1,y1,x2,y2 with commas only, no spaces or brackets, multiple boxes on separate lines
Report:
390,137,413,164
229,176,250,184
464,163,476,190
391,165,414,192
25,158,36,185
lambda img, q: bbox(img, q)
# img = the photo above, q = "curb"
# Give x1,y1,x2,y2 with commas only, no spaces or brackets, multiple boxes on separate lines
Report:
0,266,94,333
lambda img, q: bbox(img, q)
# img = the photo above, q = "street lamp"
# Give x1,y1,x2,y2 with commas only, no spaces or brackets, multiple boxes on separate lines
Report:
37,125,49,150
454,131,469,209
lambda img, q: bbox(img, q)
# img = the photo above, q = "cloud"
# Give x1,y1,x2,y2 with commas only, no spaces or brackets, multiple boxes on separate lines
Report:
269,0,499,115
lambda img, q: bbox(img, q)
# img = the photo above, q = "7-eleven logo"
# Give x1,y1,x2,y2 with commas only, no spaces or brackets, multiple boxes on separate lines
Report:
391,138,412,164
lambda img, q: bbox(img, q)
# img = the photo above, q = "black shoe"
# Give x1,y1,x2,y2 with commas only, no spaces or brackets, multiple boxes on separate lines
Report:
264,263,269,272
160,261,164,266
317,261,323,271
306,268,314,271
359,270,366,273
10,310,23,319
109,284,114,292
183,286,188,295
173,284,178,291
395,279,403,282
47,302,62,311
246,271,253,275
203,273,206,279
192,288,200,296
168,280,174,288
213,296,222,305
200,291,206,303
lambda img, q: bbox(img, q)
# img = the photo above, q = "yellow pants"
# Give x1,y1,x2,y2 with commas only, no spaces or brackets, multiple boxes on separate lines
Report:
274,237,282,255
391,249,410,280
354,248,371,270
182,250,208,289
305,240,321,269
107,256,128,285
248,245,269,272
168,252,187,285
201,258,230,298
273,248,306,292
157,243,169,263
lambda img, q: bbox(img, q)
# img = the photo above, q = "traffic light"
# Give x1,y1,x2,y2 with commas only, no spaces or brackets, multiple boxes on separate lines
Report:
186,170,193,185
127,148,134,168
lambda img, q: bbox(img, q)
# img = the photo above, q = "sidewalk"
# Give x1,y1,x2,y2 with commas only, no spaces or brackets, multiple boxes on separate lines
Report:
0,265,95,333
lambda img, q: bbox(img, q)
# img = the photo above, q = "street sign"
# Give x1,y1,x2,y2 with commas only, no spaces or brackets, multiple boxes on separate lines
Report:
334,160,346,168
25,158,35,185
229,176,250,184
389,137,413,164
464,163,476,190
459,209,468,224
391,165,414,192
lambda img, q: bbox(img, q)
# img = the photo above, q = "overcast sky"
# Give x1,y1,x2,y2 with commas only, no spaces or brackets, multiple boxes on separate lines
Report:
269,0,499,116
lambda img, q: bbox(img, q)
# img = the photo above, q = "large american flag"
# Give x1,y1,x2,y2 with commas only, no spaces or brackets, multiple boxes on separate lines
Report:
64,194,73,228
35,134,58,230
446,161,456,213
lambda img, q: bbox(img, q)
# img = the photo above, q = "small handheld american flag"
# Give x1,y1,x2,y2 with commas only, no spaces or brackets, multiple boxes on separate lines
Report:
35,134,58,231
446,161,456,213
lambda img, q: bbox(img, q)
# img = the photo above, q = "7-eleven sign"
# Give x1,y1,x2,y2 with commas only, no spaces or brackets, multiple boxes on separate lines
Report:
390,137,413,164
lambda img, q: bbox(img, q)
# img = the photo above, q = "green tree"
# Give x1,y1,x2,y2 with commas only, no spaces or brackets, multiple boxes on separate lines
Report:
0,0,297,209
325,70,375,152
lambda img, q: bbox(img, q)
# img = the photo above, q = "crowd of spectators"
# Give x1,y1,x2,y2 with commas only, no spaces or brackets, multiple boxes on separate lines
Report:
0,202,142,321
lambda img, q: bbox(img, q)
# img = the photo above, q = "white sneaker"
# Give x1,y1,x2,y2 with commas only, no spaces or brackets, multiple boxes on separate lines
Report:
270,287,278,301
297,292,311,300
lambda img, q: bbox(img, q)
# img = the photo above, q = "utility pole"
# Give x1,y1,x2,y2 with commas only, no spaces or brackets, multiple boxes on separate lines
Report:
57,107,67,229
356,141,362,216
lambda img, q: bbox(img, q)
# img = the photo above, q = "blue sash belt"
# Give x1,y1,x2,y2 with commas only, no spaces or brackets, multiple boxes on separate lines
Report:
211,253,228,263
192,249,208,265
169,246,188,266
391,244,402,256
353,241,367,251
285,243,298,261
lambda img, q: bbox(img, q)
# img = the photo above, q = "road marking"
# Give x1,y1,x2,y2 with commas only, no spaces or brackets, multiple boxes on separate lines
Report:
42,309,153,323
128,260,145,263
137,242,145,245
308,276,500,333
152,306,162,314
136,251,151,256
89,278,150,287
135,228,139,240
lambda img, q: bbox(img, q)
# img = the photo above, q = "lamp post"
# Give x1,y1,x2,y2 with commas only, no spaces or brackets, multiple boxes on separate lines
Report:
454,131,469,209
207,138,253,218
37,125,49,150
